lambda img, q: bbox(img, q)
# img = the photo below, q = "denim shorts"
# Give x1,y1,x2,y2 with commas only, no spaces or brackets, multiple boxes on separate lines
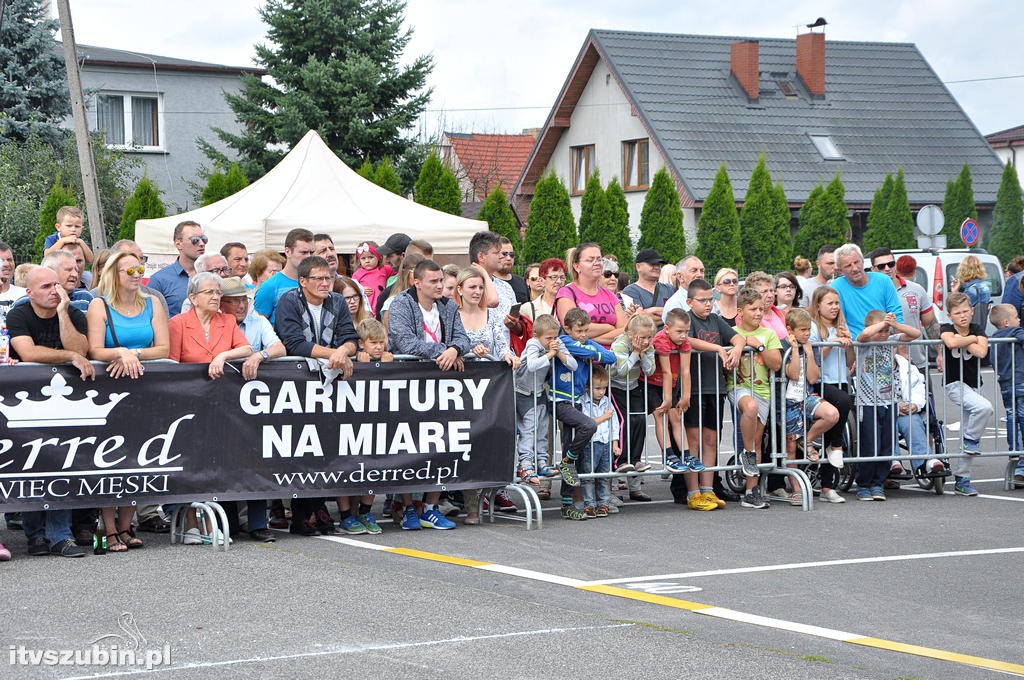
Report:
785,395,823,436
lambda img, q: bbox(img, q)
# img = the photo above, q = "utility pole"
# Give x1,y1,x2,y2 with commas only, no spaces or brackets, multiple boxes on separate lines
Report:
56,0,106,249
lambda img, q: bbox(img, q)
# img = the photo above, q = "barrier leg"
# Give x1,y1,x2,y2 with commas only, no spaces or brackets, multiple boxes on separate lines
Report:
770,467,813,511
1006,457,1020,492
499,483,543,530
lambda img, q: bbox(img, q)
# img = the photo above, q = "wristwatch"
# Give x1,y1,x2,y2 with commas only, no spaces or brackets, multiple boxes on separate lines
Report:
259,350,270,361
755,344,765,353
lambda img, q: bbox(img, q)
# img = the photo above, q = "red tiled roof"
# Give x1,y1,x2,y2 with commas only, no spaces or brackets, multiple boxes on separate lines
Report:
986,124,1024,146
446,132,536,198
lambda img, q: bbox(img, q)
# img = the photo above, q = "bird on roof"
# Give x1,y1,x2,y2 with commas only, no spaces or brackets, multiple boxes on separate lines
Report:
806,17,828,30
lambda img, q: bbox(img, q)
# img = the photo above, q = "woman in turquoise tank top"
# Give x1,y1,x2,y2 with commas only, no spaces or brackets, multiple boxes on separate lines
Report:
86,251,170,553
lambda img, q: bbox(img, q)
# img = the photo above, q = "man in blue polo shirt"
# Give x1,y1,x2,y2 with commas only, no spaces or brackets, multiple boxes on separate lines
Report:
147,220,206,316
253,228,315,324
831,243,903,338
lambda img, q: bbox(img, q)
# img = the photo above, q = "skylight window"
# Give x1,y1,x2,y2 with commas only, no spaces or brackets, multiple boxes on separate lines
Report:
809,134,844,160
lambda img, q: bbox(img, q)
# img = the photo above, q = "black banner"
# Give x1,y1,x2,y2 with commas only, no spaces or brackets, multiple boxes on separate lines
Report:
0,360,516,511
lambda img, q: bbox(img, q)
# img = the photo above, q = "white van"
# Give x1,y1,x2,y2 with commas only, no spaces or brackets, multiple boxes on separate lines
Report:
892,248,1004,328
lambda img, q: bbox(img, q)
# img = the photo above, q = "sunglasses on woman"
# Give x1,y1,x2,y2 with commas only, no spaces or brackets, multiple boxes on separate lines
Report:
602,271,617,278
120,266,145,276
718,278,739,285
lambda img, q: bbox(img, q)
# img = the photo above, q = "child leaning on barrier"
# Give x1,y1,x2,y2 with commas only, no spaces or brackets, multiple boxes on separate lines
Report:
782,309,839,505
514,314,568,485
940,292,992,496
355,318,393,363
855,309,921,502
578,366,621,517
551,307,616,521
990,304,1024,486
728,287,782,510
609,315,656,482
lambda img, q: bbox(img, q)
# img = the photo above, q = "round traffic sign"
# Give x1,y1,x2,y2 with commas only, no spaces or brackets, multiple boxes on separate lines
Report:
960,218,979,247
917,205,943,236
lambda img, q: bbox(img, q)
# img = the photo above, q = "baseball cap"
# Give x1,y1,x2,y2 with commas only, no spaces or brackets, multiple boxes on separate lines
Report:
377,233,412,256
634,248,667,265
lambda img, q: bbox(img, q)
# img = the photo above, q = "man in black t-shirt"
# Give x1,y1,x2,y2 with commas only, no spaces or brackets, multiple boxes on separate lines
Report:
5,267,93,558
622,249,674,326
496,237,529,303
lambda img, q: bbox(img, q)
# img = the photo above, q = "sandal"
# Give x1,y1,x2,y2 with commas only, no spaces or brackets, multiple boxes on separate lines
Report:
807,446,820,463
118,529,144,549
518,468,541,486
105,533,128,553
538,465,559,478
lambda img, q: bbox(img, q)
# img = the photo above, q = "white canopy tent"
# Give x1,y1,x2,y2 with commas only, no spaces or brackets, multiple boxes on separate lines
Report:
135,130,486,259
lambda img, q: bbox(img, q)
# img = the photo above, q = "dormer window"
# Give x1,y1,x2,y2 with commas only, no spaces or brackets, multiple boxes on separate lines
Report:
809,134,844,160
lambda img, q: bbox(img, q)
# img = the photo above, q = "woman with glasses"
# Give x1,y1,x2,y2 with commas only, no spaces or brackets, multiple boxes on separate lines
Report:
524,263,545,301
774,271,802,310
334,275,370,325
713,268,740,325
86,250,171,552
521,257,566,321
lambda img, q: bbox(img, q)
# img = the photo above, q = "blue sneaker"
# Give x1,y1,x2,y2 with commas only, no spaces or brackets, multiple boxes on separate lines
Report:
664,456,687,472
870,486,886,501
358,513,382,535
340,516,367,534
420,506,456,529
963,439,982,455
684,454,706,472
401,506,421,530
954,476,978,496
856,488,874,501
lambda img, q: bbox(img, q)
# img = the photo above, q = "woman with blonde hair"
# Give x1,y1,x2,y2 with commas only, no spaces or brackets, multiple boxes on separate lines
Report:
951,255,992,327
248,249,286,288
334,275,370,325
713,268,740,325
86,249,171,551
380,253,424,329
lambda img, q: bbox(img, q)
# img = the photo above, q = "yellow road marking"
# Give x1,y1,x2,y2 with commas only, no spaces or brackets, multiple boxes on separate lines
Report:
850,637,1024,675
577,584,714,612
383,546,491,567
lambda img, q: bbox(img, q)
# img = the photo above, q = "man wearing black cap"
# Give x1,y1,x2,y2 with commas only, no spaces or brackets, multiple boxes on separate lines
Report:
373,233,412,318
622,249,674,326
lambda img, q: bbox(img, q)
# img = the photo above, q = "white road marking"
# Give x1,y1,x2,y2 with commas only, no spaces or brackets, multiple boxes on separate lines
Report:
60,624,634,679
698,607,862,641
581,546,1024,585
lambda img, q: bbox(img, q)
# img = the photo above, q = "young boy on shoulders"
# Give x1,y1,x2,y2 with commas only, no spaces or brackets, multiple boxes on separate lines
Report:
940,293,992,496
728,287,782,509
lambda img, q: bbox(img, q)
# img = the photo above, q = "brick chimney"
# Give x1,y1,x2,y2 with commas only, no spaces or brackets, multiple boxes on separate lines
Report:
796,31,826,97
730,41,760,101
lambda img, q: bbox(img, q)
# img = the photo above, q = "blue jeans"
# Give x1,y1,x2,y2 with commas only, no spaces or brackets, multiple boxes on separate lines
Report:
896,412,930,469
857,404,894,488
22,509,72,544
1001,391,1024,475
578,440,613,508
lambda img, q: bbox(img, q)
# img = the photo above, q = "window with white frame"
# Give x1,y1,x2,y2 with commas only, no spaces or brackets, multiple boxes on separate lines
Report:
622,138,649,189
571,144,594,194
95,93,162,149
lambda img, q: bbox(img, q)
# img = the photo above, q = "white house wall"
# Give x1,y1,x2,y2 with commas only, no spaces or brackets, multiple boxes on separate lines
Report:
545,59,667,247
993,147,1024,190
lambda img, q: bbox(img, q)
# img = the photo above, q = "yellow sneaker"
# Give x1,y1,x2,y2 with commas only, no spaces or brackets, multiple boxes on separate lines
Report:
687,493,718,511
703,491,726,509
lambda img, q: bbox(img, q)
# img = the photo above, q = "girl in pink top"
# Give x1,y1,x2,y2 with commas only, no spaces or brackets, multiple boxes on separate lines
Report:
351,241,395,312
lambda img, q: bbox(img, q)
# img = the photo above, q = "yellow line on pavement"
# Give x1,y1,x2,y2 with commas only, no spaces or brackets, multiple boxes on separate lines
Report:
849,637,1024,675
383,546,491,567
577,584,714,612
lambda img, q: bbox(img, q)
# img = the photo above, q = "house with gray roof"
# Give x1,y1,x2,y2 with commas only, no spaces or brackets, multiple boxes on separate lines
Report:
513,29,1006,248
986,124,1024,189
57,42,264,213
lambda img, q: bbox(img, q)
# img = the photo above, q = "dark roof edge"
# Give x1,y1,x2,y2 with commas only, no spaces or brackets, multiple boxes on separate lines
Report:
59,42,266,76
589,27,917,48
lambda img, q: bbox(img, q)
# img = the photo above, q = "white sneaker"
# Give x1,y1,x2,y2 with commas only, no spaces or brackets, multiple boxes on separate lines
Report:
609,495,624,507
436,500,461,517
768,488,791,500
205,529,232,546
827,448,844,468
182,528,203,545
820,489,845,503
926,458,945,473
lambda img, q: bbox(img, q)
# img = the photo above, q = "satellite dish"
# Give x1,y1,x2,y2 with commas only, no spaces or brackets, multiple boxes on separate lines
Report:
917,204,943,236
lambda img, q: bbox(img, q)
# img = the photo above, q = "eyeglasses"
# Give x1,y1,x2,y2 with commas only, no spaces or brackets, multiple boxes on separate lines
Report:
187,235,209,246
527,276,541,282
208,266,230,275
221,297,248,305
546,273,566,281
197,289,222,297
776,283,795,290
120,266,144,276
691,296,714,304
500,251,516,259
602,271,617,278
343,294,361,303
875,260,897,270
304,275,334,283
718,278,739,285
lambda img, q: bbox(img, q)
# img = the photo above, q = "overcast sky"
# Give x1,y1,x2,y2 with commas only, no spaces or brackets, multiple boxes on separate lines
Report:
61,0,1024,141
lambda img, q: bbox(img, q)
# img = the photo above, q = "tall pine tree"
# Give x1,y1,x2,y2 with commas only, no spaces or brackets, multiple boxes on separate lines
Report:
988,162,1024,264
637,167,686,264
357,156,376,181
374,157,402,195
477,184,519,249
885,168,916,249
199,0,433,179
739,155,791,273
942,164,977,244
0,0,70,144
602,177,633,268
34,178,77,261
414,152,460,215
118,176,166,241
863,174,895,252
792,178,848,260
522,172,576,264
695,165,742,277
773,183,793,264
578,172,609,244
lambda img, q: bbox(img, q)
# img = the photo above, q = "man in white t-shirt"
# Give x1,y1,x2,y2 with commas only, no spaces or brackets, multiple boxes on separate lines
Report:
0,243,26,321
800,244,838,307
661,256,705,323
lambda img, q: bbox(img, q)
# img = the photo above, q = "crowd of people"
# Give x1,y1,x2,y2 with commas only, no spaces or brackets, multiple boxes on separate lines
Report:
0,205,1022,561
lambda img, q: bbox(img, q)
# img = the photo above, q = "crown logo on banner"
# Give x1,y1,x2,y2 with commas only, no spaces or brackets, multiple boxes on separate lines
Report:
0,373,129,428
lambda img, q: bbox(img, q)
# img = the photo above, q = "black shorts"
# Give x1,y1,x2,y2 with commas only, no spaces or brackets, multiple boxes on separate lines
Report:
683,392,726,430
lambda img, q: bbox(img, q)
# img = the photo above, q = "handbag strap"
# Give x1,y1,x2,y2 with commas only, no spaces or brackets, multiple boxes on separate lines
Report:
100,296,121,348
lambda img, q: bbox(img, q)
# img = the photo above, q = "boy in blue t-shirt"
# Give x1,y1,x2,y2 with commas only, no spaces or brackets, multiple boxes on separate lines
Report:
989,304,1024,486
